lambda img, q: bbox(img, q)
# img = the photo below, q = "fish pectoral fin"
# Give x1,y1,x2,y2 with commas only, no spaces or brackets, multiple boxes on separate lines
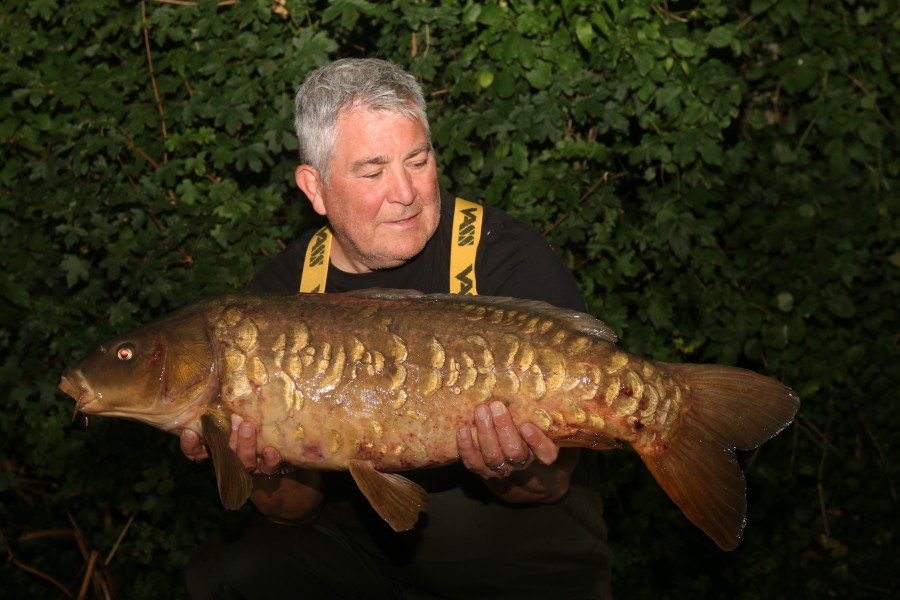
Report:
347,460,427,532
201,409,253,511
555,431,622,450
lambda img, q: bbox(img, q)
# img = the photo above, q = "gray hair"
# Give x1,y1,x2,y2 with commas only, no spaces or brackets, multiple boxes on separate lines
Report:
294,58,430,182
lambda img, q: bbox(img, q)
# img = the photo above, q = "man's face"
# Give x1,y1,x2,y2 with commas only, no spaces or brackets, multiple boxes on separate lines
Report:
297,106,441,273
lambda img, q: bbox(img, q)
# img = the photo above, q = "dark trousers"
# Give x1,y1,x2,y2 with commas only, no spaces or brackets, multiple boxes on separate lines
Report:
185,511,432,600
186,469,613,600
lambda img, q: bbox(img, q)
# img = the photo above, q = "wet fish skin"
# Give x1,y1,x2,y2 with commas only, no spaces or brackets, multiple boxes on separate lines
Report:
58,289,799,550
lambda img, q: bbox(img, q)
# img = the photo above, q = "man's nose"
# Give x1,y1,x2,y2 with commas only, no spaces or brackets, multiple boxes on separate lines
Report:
388,167,416,205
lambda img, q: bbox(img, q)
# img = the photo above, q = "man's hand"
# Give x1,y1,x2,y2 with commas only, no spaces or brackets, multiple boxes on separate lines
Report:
179,415,282,476
456,401,577,503
180,416,323,524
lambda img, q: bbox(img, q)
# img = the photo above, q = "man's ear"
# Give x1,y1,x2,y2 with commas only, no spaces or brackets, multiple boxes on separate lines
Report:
295,165,326,216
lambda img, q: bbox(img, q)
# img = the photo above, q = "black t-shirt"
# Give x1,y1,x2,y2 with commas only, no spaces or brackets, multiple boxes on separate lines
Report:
248,191,612,598
249,190,586,311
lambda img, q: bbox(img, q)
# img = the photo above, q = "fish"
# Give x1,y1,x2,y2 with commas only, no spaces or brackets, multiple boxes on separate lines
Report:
58,289,799,550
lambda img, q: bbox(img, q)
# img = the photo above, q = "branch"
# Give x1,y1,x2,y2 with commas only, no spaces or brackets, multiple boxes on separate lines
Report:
156,0,237,5
543,171,624,237
142,0,168,164
3,530,76,599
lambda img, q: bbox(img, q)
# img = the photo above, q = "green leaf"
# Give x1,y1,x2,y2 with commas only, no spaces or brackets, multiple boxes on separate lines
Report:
777,292,794,312
477,2,506,27
575,16,594,50
494,67,518,98
476,71,494,90
59,254,89,288
708,26,735,49
826,294,856,319
630,46,654,76
525,61,553,90
1,276,30,307
671,37,697,58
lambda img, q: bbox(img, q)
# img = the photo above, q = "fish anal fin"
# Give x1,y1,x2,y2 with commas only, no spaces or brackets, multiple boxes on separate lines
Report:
348,460,427,531
555,431,622,450
201,408,253,510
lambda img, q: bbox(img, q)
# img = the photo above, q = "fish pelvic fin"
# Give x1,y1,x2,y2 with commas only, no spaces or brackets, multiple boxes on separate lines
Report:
347,460,428,532
201,407,253,510
635,364,799,551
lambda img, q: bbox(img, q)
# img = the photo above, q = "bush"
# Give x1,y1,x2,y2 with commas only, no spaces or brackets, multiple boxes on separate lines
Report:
2,1,897,597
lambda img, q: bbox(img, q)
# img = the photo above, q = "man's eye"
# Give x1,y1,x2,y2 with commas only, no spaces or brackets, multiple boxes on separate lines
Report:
362,171,382,179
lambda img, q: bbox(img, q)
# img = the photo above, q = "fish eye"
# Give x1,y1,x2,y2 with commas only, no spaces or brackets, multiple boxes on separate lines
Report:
116,344,135,361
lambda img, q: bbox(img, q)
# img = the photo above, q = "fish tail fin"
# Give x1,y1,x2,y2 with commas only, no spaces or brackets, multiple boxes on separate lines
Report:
634,364,799,550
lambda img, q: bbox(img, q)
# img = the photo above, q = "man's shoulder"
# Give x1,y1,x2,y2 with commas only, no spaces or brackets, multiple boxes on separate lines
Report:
247,227,320,293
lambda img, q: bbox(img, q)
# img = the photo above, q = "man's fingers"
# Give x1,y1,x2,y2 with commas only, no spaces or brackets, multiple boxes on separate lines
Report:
488,402,532,468
474,404,506,470
520,423,559,465
260,447,283,475
180,429,209,461
236,421,259,471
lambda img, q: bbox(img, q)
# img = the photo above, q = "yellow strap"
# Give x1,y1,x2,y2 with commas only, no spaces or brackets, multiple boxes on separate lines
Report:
299,226,331,293
300,198,483,294
449,197,482,295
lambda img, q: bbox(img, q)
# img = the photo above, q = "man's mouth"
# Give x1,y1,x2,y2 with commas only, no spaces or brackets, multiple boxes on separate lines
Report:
387,210,420,226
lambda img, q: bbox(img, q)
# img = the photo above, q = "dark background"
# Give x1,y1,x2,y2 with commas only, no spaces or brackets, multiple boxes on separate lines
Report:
2,1,897,598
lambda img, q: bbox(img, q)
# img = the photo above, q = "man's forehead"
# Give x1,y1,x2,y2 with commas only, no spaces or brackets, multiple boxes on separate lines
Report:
334,109,430,161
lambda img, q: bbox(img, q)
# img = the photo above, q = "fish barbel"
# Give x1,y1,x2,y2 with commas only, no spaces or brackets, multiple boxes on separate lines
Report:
58,289,799,550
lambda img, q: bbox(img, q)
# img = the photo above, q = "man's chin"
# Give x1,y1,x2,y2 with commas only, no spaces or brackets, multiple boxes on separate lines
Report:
366,254,418,271
365,243,429,271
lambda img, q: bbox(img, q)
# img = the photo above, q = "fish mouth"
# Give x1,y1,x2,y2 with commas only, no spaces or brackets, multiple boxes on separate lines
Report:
59,371,103,415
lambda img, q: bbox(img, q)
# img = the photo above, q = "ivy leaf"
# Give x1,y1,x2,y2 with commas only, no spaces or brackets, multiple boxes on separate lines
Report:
60,254,89,288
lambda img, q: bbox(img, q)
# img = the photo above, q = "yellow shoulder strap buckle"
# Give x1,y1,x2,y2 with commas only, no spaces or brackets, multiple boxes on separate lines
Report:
299,226,331,293
450,197,482,295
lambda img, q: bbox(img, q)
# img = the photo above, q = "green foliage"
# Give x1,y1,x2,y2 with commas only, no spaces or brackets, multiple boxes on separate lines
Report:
2,0,897,598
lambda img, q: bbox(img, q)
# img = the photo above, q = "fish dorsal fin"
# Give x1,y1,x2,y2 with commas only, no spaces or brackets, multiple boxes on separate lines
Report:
342,288,618,343
201,407,253,510
344,288,424,299
555,430,622,450
347,460,428,531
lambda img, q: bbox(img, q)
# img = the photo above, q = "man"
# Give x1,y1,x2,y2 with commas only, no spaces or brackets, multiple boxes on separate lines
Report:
183,58,612,599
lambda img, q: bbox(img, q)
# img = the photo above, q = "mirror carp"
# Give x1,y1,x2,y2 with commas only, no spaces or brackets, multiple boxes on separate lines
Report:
58,289,799,550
